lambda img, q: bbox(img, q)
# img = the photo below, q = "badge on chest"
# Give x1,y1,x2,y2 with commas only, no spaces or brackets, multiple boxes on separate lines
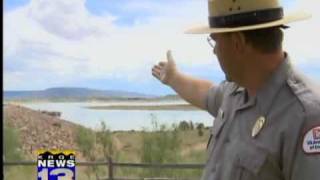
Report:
252,116,266,138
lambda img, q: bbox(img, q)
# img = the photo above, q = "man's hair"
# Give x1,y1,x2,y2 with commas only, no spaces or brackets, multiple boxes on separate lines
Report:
242,26,284,53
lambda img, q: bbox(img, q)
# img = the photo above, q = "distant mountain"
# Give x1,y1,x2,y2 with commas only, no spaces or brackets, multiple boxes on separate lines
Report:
3,87,157,101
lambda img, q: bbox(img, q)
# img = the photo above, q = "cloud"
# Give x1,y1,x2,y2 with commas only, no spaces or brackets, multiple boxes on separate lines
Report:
28,0,116,40
4,0,319,90
4,0,216,90
283,0,320,63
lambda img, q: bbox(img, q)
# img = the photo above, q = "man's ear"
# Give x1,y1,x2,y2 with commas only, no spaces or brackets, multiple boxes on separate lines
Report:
231,32,246,53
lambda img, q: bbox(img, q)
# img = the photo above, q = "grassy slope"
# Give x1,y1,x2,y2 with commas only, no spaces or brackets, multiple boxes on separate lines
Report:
4,104,210,179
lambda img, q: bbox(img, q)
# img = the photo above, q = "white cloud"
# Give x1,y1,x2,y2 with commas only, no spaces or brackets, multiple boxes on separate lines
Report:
283,0,320,63
28,0,115,40
4,0,216,90
4,0,319,90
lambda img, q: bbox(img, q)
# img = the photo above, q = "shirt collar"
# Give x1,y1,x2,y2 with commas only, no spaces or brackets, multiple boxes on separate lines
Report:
232,53,292,113
255,53,292,116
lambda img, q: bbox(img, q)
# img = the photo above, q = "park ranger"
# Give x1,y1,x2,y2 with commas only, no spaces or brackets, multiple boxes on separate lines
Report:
152,0,320,179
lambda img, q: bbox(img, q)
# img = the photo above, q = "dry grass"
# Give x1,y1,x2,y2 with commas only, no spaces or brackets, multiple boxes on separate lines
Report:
3,104,210,179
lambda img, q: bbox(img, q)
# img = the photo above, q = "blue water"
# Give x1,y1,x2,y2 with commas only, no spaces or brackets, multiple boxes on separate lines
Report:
20,102,214,131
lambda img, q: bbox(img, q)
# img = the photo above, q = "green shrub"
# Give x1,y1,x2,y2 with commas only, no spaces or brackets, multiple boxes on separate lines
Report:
178,121,190,131
96,121,113,158
3,123,26,179
140,120,181,177
75,126,97,178
189,121,194,130
197,123,205,136
4,124,23,161
196,123,205,130
76,126,95,157
198,128,204,137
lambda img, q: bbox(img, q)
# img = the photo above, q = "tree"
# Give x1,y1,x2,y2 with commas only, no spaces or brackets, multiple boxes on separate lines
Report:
75,126,96,179
196,123,204,130
76,126,95,157
196,123,205,137
189,121,194,130
178,121,189,131
96,121,113,158
198,128,204,136
141,119,181,177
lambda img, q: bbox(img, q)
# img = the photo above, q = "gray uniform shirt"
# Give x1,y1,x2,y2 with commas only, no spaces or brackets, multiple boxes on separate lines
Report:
202,55,320,180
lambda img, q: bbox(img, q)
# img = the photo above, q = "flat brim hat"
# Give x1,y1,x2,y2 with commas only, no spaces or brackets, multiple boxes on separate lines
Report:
185,0,311,34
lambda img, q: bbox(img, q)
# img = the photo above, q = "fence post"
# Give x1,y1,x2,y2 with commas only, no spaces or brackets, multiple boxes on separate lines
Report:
108,157,113,180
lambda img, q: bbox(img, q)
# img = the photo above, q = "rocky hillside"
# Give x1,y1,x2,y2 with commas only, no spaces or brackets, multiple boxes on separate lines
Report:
3,104,85,160
4,104,209,164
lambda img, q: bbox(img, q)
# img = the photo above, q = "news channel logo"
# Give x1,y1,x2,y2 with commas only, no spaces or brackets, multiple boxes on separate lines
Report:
37,150,75,180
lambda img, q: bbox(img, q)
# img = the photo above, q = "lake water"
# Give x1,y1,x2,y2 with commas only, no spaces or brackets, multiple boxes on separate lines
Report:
19,101,214,131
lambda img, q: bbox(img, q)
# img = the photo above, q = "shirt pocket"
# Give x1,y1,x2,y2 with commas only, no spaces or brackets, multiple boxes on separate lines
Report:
233,143,268,180
207,109,226,154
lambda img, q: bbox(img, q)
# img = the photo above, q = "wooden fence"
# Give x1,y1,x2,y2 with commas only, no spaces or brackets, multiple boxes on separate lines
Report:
3,158,205,180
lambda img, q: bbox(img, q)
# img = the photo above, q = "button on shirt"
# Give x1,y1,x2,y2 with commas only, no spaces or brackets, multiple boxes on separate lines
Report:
202,55,320,180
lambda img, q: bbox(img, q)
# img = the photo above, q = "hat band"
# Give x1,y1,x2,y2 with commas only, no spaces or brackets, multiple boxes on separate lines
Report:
209,8,283,28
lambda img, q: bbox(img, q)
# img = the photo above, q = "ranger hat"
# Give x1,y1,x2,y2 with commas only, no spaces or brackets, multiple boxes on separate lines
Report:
186,0,311,34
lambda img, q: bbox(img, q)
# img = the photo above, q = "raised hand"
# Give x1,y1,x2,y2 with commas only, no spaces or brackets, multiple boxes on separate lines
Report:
152,50,178,85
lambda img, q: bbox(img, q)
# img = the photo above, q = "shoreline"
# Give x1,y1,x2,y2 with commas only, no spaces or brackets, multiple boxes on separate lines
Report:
86,104,201,111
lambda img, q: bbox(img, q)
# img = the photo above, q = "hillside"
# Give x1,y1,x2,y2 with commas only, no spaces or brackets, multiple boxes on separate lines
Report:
4,104,210,179
4,104,84,160
4,87,156,101
4,104,209,162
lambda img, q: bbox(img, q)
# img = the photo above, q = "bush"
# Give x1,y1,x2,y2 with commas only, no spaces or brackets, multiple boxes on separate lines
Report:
140,120,181,177
196,123,205,137
178,120,196,131
96,121,113,158
178,121,190,131
198,128,204,137
76,126,95,157
75,126,97,178
3,123,25,179
4,124,23,161
196,123,204,130
189,121,194,130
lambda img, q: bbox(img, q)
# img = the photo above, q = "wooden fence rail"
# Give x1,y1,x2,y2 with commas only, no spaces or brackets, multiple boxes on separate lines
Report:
4,160,205,180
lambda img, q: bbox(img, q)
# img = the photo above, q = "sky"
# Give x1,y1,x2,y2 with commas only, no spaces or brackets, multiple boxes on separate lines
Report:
4,0,320,95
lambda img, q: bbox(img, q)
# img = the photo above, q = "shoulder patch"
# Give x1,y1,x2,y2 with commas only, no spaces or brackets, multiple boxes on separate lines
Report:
303,126,320,154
